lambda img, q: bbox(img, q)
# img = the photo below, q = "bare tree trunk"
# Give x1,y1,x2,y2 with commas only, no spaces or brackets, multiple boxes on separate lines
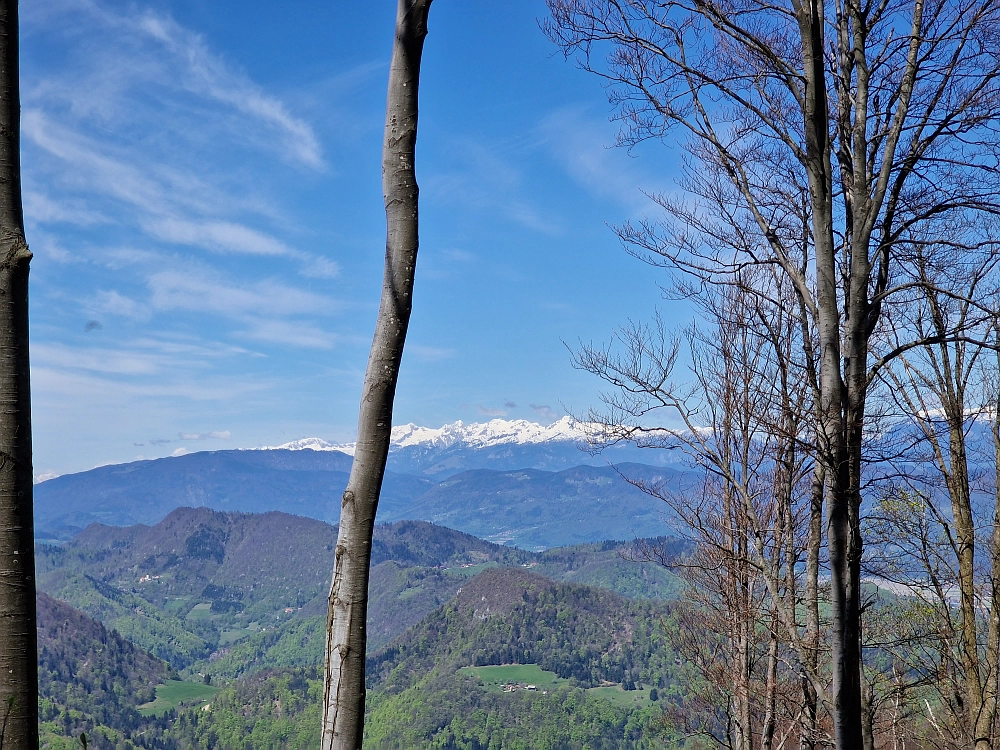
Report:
799,0,864,736
0,3,35,749
802,464,824,750
320,1,432,747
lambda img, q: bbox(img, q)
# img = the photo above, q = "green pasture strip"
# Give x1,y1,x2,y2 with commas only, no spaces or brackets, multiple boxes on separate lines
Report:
459,664,561,690
461,665,655,707
185,602,213,621
138,680,220,716
443,561,499,578
219,627,256,646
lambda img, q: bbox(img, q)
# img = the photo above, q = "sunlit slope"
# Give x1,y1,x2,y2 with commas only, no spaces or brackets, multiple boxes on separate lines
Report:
36,509,684,678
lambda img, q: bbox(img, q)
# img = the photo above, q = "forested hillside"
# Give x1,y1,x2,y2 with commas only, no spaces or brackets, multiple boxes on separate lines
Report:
35,509,683,670
33,510,685,748
36,592,174,749
158,567,681,749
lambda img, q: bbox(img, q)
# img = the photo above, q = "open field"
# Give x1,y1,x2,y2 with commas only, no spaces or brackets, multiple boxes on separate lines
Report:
139,680,220,716
460,664,562,691
461,664,656,707
219,627,256,646
185,602,213,621
443,561,499,578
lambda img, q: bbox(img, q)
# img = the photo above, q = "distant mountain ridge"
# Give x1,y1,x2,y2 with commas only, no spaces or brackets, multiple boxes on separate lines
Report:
270,417,681,477
34,427,688,547
33,449,432,542
278,417,592,453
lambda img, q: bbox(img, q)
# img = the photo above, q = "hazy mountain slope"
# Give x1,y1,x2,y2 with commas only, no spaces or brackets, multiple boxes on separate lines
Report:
37,568,210,667
169,568,678,750
362,568,676,749
165,669,323,750
61,507,338,617
395,463,686,549
33,511,686,749
368,568,676,692
33,448,433,540
46,510,534,624
34,445,684,549
35,508,685,684
535,538,688,600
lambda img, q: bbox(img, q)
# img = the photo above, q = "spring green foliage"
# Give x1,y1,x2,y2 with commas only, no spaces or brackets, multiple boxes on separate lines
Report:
166,669,322,750
364,672,663,749
459,664,563,690
196,616,326,680
34,511,689,747
368,568,678,693
37,570,208,667
36,591,175,750
36,510,684,680
158,668,666,750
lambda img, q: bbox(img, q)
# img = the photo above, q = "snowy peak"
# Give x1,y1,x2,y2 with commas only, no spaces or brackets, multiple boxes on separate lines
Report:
389,417,588,449
274,437,341,452
271,417,590,455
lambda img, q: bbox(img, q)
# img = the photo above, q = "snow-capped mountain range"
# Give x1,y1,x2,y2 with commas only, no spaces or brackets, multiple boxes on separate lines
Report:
269,417,675,477
33,417,683,547
274,417,592,455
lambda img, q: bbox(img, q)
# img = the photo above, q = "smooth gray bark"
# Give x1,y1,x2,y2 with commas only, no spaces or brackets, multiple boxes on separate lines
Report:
0,2,35,749
320,1,432,748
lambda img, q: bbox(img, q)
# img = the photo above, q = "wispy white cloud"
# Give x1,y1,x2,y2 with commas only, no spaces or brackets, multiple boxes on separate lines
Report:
300,256,341,279
134,12,323,169
24,190,109,226
144,269,338,349
92,289,151,321
241,318,336,350
179,430,230,440
477,405,508,417
530,403,562,421
424,136,561,235
32,360,271,403
539,107,674,216
145,218,294,257
25,110,300,258
147,270,331,318
33,343,165,376
26,0,323,169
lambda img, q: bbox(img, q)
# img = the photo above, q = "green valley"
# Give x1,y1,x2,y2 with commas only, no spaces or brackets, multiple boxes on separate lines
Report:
33,508,687,748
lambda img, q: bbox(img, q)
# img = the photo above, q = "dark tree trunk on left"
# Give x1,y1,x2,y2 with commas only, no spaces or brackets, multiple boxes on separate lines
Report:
0,2,35,749
320,1,432,748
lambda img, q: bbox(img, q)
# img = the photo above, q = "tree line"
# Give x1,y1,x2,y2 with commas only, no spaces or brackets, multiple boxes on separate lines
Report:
545,0,1000,747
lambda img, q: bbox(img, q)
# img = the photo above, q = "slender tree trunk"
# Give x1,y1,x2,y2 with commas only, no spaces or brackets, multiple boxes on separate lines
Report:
320,1,431,747
861,678,876,750
802,464,824,750
0,3,35,749
983,363,1000,750
798,0,865,738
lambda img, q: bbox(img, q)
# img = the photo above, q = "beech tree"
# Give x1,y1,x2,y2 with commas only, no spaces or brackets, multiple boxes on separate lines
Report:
546,0,1000,746
320,1,432,748
866,247,1000,748
580,276,829,748
0,2,36,749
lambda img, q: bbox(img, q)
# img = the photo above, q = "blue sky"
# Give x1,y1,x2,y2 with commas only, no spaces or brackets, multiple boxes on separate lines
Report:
22,0,687,478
